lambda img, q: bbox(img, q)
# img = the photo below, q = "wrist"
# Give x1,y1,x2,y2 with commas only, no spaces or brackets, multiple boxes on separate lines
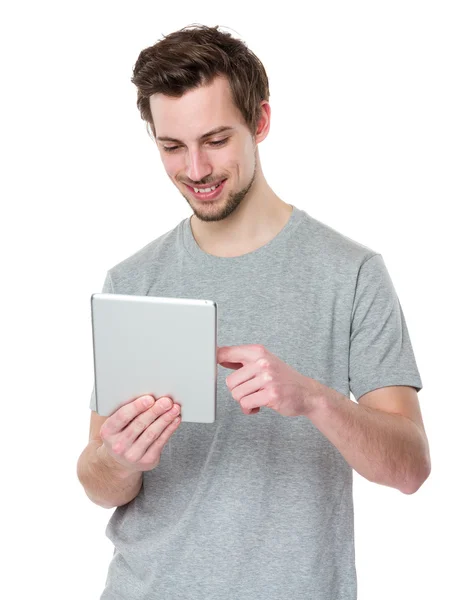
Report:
303,376,327,419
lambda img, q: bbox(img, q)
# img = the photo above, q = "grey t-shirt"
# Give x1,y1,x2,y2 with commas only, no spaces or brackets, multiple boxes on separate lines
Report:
90,205,422,600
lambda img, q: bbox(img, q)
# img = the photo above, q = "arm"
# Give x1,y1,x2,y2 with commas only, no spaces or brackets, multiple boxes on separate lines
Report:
305,382,431,494
77,440,143,509
77,396,182,508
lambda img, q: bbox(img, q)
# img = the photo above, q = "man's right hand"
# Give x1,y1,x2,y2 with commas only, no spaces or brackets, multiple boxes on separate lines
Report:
98,395,181,472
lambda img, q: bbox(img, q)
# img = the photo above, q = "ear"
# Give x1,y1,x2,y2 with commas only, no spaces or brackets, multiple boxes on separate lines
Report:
255,101,271,144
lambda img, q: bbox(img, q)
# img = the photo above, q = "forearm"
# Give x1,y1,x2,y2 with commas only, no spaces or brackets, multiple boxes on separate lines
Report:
76,441,143,509
306,382,430,494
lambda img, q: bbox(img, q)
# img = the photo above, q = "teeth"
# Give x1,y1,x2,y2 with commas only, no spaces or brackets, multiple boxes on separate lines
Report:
193,181,221,193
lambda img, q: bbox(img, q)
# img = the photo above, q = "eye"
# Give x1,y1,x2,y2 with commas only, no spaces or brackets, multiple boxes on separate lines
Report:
162,138,229,153
208,139,228,147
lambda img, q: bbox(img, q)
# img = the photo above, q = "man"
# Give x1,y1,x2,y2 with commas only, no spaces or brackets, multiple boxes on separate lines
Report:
77,24,430,600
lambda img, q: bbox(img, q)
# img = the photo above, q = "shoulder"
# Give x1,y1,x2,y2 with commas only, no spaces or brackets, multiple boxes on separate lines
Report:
106,219,184,292
297,209,379,269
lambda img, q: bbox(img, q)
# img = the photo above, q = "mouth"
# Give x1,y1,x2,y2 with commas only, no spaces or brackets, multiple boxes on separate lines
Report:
184,179,227,201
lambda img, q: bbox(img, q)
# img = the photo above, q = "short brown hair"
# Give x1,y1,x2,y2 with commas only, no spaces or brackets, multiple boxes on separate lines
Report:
131,24,270,140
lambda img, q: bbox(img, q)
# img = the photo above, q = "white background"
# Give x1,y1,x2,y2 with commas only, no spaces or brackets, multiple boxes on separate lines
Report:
2,1,472,598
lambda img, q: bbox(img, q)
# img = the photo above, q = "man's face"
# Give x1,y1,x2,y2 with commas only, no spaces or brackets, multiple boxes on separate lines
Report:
150,76,258,222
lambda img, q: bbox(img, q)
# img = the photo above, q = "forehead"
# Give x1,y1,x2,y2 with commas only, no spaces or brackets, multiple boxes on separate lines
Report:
150,76,244,141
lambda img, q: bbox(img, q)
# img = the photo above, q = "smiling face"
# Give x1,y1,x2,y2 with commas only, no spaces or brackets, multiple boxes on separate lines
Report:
150,75,263,222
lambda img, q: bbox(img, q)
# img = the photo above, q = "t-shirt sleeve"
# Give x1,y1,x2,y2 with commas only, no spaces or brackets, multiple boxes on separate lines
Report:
348,254,423,401
89,271,115,412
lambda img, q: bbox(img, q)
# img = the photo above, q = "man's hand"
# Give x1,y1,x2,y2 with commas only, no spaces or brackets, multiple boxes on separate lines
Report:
217,344,317,418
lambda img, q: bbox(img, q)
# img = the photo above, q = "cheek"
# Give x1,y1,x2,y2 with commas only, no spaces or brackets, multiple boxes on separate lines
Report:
223,152,240,174
161,155,182,178
242,135,256,157
214,148,233,169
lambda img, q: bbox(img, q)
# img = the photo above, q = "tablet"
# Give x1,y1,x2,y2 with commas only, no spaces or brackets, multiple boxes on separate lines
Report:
91,293,218,423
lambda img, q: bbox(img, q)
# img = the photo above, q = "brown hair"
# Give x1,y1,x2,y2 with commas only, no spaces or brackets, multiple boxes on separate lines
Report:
130,24,270,141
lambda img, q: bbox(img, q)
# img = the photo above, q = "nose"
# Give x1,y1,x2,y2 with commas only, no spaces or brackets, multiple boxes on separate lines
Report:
185,147,213,184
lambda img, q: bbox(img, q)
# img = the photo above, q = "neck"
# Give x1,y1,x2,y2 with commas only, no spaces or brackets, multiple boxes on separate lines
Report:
190,166,293,258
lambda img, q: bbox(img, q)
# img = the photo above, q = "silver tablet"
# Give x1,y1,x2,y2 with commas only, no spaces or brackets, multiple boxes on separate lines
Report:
91,294,217,423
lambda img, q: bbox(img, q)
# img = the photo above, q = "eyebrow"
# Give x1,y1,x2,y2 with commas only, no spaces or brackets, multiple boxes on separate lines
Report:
156,126,236,144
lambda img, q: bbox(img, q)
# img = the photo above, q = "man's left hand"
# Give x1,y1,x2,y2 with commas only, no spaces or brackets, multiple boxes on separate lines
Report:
217,344,319,418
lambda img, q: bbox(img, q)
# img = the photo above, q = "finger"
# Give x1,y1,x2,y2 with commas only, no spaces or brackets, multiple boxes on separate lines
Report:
125,406,181,463
218,344,264,367
100,395,156,439
226,362,260,389
220,361,243,370
240,388,268,413
118,397,179,453
230,372,267,404
139,416,181,467
240,405,260,415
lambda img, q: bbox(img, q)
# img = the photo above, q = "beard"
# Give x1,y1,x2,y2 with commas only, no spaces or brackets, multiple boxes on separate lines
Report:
182,160,257,223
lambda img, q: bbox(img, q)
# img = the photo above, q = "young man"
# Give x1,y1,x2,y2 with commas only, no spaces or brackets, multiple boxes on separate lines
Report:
77,24,430,600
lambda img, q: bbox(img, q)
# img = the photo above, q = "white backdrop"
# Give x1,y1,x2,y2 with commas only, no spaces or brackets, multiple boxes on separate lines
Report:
2,1,472,598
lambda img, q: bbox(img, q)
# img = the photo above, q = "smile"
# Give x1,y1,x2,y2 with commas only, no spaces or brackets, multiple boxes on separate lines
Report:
185,179,227,201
